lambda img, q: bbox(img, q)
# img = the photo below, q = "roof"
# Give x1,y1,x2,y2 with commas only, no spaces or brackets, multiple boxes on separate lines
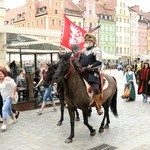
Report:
63,0,82,17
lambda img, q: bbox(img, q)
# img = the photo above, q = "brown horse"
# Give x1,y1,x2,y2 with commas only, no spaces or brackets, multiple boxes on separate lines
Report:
53,52,118,143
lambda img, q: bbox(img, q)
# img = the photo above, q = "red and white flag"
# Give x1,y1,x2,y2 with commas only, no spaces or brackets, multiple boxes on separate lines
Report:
60,15,87,50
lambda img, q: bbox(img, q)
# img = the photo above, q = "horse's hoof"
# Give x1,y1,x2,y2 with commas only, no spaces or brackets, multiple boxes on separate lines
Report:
65,138,73,143
99,128,104,133
57,121,62,126
104,124,109,129
90,129,96,136
88,113,91,117
75,118,80,121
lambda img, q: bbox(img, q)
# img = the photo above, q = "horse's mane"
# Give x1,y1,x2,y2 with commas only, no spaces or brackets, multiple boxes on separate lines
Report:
71,56,83,73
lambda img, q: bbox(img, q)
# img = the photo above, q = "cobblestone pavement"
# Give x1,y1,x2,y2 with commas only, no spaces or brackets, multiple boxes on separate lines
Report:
0,69,150,150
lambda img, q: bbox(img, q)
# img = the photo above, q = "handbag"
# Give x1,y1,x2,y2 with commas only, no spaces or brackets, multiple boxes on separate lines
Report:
12,92,19,104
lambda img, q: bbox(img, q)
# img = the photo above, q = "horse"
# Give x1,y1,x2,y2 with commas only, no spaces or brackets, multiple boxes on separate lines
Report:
53,52,118,143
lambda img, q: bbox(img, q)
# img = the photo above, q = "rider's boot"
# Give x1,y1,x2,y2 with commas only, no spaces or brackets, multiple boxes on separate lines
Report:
94,94,103,115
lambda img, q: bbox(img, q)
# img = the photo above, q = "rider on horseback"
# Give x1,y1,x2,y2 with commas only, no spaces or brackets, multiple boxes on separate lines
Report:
79,33,103,115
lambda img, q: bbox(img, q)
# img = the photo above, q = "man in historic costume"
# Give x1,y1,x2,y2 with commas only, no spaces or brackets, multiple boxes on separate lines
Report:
79,33,103,115
138,60,150,102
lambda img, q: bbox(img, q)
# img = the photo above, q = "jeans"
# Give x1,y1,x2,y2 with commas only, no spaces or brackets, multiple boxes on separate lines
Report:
2,98,13,121
43,85,53,102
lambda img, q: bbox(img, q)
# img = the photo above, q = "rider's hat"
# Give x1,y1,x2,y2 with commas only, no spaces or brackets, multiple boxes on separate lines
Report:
84,33,96,44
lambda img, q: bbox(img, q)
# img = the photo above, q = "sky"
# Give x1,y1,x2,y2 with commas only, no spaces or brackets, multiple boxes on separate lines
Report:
3,0,150,12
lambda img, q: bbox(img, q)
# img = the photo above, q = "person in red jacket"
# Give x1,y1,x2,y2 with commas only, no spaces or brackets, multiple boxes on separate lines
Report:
138,60,150,102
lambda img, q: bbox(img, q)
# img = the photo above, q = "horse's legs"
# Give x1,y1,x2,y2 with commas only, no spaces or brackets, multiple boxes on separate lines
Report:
82,110,96,136
57,93,65,126
99,107,107,133
104,108,110,129
75,108,80,121
65,107,75,143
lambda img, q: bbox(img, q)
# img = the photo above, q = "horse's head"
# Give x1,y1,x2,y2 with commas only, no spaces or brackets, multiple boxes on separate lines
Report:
53,52,72,83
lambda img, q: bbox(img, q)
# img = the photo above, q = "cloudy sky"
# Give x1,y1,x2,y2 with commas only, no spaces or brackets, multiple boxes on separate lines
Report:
3,0,150,12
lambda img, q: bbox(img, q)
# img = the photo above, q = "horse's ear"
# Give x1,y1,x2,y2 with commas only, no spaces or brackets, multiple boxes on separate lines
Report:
67,52,72,58
62,52,72,61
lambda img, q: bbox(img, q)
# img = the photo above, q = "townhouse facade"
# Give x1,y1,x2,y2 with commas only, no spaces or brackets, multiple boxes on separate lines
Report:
129,6,139,59
3,0,150,62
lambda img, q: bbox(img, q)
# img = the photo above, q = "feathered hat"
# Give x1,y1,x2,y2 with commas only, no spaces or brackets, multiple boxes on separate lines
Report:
84,33,96,44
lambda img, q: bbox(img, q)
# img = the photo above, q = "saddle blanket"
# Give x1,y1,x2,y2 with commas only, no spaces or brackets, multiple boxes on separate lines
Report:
83,77,109,100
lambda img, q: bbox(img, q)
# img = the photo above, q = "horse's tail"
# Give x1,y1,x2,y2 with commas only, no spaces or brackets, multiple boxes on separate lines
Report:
110,77,118,117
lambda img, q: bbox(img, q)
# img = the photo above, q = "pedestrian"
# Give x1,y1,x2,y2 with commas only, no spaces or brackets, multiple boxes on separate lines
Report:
9,60,18,82
34,69,41,98
78,33,103,115
121,65,136,102
0,67,17,131
0,62,20,121
16,68,27,101
36,62,57,115
16,68,27,90
138,61,150,102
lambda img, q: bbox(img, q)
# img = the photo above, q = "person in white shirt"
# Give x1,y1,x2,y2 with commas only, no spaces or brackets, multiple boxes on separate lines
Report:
0,67,17,131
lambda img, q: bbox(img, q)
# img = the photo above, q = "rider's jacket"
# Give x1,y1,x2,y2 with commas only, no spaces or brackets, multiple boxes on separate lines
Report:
79,47,102,84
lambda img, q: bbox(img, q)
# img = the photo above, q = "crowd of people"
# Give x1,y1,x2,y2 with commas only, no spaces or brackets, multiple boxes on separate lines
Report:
0,60,59,131
121,59,150,103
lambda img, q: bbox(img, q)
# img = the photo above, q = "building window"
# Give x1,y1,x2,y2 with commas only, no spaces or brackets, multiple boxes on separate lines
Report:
17,14,22,20
22,13,25,18
55,10,58,14
4,21,9,25
119,18,122,22
59,20,61,26
11,19,15,24
109,16,112,20
52,19,55,25
89,10,92,15
41,20,43,25
78,22,81,27
120,48,122,54
42,7,46,12
55,2,58,6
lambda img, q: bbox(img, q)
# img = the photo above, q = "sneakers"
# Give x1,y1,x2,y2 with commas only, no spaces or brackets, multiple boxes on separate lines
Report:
37,110,42,115
1,124,6,131
8,119,17,125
